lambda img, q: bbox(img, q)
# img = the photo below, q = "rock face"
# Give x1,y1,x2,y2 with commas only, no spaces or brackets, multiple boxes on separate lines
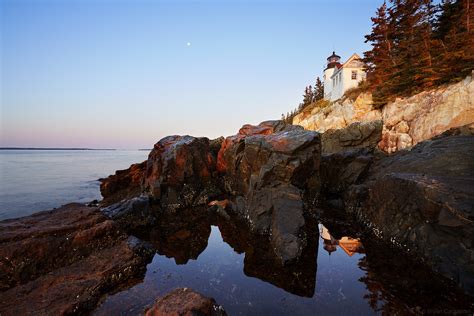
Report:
293,74,474,154
100,161,146,206
321,120,382,153
145,288,227,316
143,136,217,205
380,74,474,153
0,204,153,315
217,120,321,263
344,131,474,294
293,93,381,132
100,135,222,210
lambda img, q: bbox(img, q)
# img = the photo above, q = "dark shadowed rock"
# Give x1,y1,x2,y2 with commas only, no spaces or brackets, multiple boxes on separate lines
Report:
145,288,227,316
321,120,382,153
216,120,321,263
345,133,474,294
0,204,153,315
320,148,373,197
100,161,146,206
101,195,158,233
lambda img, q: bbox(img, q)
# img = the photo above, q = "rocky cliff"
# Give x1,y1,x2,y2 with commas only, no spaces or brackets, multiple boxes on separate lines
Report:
293,73,474,153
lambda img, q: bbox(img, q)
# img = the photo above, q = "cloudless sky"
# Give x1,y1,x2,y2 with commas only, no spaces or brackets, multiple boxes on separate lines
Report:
1,0,382,149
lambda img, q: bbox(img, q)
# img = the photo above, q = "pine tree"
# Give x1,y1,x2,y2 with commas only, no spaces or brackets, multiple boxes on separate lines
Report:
313,77,324,102
363,1,394,89
302,85,313,106
363,1,396,106
387,0,435,96
432,0,474,84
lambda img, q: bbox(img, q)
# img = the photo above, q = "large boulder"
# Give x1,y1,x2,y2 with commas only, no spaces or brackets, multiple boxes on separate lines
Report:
100,161,146,206
216,120,321,263
345,132,474,294
143,135,221,211
0,204,153,314
145,288,227,316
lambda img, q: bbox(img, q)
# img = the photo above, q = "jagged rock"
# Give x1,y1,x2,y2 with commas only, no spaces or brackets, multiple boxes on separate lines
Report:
145,288,226,316
143,135,221,211
100,161,146,206
0,204,153,314
345,132,474,294
321,120,382,153
216,120,321,263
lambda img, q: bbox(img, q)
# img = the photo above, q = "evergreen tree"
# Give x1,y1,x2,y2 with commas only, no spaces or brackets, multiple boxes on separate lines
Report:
363,1,394,89
363,1,396,105
313,77,324,102
387,0,435,96
432,0,474,84
302,85,313,106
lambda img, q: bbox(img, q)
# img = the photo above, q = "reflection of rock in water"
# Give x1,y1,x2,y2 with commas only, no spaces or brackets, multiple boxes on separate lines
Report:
321,217,474,314
131,204,319,298
142,207,211,265
217,215,319,298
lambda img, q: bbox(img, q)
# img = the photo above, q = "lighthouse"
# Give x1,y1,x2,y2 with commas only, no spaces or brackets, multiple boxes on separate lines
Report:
323,51,341,100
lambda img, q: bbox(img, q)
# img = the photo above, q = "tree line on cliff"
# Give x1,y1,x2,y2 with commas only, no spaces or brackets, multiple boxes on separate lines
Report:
285,0,473,121
364,0,473,107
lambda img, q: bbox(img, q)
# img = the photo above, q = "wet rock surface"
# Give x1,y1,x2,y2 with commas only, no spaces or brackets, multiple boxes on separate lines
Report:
340,131,474,294
145,288,227,316
0,203,154,315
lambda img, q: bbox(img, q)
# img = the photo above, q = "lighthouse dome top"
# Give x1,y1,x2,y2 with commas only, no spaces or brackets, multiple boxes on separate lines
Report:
326,51,341,62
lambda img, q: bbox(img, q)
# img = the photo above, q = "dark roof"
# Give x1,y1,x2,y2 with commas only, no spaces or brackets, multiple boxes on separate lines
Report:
326,51,341,61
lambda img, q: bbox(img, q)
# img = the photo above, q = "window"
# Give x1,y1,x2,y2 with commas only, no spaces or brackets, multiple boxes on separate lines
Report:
352,71,357,80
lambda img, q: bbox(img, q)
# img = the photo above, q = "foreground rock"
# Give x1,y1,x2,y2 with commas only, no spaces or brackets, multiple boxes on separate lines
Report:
100,161,147,206
101,135,222,211
145,288,226,316
344,130,474,294
0,204,153,315
100,120,322,264
217,120,321,263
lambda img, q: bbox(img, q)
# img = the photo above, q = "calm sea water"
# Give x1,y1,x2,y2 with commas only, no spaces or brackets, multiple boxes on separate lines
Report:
0,150,148,220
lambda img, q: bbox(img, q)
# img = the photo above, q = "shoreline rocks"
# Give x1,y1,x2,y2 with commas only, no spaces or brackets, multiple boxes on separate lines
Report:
0,203,154,315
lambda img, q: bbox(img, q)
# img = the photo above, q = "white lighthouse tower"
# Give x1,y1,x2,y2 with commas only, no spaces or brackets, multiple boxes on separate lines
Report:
323,51,341,100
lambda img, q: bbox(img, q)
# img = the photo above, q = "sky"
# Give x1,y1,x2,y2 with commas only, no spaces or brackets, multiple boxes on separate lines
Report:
1,0,382,149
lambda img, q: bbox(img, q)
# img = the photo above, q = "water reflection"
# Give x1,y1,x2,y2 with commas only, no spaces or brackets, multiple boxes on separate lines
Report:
95,209,474,315
320,225,364,257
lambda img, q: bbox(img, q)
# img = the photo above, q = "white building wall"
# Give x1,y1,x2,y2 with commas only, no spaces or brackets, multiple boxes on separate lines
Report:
329,67,366,101
323,68,335,100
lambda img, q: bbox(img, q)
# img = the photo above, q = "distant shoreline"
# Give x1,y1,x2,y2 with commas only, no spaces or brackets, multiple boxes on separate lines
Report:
0,147,117,151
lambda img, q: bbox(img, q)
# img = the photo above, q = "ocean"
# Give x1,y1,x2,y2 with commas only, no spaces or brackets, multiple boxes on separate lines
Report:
0,150,148,220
